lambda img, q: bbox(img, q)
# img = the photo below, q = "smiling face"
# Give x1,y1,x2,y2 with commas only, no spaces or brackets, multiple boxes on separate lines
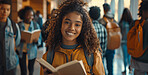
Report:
0,4,11,22
61,12,83,45
24,10,34,23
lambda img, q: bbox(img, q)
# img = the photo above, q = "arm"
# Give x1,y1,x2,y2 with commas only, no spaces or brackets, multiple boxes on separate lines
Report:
93,50,105,75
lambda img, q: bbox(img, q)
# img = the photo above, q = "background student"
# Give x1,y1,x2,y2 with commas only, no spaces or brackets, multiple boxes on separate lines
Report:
16,6,41,75
89,6,108,58
118,8,133,74
0,0,21,75
129,1,148,75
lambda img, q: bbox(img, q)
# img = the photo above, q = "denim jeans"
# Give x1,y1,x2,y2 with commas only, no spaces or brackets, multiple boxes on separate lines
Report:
103,49,115,75
121,43,131,72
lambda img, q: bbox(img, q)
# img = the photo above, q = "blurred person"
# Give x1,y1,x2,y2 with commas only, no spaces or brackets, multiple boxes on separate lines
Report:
89,6,107,58
34,10,43,47
16,6,41,75
99,3,117,75
0,0,21,75
119,8,133,74
128,1,148,75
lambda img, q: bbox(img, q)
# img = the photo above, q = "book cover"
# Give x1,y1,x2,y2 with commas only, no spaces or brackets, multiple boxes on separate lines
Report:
36,58,87,75
21,29,41,43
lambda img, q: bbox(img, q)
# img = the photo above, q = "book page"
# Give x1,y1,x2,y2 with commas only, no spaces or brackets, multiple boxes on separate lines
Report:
21,31,32,43
36,58,57,73
21,29,41,43
32,29,41,42
22,29,40,34
56,60,87,75
32,29,41,33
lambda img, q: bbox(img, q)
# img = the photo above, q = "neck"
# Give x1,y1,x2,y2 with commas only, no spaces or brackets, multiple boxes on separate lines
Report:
24,20,31,24
62,40,77,46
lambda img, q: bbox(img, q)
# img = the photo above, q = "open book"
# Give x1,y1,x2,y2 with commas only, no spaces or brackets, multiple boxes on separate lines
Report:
21,29,41,43
36,58,87,75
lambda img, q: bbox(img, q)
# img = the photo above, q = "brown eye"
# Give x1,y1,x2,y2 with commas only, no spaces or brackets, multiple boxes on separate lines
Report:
75,24,80,26
64,21,70,24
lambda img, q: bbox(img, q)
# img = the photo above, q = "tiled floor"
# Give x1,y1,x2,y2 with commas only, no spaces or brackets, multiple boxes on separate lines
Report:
16,46,134,75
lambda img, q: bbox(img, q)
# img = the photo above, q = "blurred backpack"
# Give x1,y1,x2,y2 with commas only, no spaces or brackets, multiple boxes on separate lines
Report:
127,20,148,58
104,17,122,50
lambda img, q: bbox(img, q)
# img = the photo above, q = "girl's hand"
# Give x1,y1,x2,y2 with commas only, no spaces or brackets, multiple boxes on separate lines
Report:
33,38,38,43
43,68,53,75
40,64,53,75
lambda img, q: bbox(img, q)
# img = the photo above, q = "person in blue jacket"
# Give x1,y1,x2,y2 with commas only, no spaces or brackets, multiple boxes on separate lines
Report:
0,0,21,75
16,6,41,75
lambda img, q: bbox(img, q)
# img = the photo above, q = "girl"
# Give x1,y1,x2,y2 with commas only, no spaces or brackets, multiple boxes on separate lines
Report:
16,6,41,75
40,0,105,75
119,8,133,74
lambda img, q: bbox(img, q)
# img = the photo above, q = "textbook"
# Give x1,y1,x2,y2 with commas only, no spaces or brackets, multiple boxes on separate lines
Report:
21,29,41,43
36,58,87,75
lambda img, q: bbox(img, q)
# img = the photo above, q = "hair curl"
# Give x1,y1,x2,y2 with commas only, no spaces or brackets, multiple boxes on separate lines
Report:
89,6,101,20
138,1,148,17
46,0,100,54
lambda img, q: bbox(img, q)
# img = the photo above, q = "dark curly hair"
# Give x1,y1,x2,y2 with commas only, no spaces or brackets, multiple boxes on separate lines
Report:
18,6,35,20
46,0,100,54
89,6,101,20
138,1,148,17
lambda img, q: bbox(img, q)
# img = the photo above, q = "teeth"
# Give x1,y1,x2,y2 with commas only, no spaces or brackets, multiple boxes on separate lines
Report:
67,32,74,35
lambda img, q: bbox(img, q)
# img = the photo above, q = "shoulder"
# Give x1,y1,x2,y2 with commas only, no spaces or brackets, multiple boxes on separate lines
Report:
98,18,107,26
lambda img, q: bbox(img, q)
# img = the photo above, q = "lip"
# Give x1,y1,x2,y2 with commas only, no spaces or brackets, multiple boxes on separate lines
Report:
66,31,75,36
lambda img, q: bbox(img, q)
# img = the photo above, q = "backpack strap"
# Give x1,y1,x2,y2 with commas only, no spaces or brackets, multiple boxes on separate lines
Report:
84,50,94,75
11,20,17,35
46,47,55,65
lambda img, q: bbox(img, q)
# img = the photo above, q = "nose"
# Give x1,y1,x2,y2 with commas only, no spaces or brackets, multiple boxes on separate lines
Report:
4,9,7,13
69,23,75,30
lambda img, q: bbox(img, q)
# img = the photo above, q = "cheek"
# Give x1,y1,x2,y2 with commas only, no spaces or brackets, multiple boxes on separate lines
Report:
77,27,82,34
7,11,10,15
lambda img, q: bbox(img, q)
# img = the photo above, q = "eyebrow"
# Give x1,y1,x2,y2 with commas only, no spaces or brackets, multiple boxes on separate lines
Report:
65,18,82,23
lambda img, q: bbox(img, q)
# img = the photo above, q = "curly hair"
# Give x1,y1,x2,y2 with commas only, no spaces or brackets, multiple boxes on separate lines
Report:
89,6,101,20
46,0,100,54
138,1,148,17
18,6,35,20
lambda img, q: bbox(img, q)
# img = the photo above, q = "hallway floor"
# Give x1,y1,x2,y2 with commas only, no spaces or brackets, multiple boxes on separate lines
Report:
16,46,134,75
